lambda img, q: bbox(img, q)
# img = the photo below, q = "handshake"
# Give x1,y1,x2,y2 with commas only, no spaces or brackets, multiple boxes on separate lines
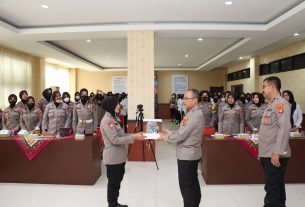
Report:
133,129,172,141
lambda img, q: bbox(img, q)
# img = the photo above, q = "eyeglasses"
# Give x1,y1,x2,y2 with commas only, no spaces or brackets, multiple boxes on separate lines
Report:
183,97,195,100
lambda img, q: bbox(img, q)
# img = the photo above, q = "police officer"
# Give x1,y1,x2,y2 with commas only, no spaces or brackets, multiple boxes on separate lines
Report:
38,88,52,113
42,91,71,134
218,93,244,135
160,89,205,207
259,76,291,207
100,96,144,207
95,94,105,127
16,90,28,110
245,92,266,132
73,88,98,135
2,94,21,134
62,92,74,128
199,90,216,128
74,92,81,104
20,96,42,132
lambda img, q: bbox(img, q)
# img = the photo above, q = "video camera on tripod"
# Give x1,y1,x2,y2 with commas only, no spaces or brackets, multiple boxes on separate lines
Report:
136,104,144,113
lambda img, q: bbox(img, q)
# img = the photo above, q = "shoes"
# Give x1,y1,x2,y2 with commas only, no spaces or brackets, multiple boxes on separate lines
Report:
108,203,128,207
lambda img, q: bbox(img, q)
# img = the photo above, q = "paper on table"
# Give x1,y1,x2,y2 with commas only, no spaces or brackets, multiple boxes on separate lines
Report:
144,133,160,140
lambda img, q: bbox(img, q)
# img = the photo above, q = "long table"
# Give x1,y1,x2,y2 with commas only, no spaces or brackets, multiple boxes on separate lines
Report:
0,136,101,185
202,136,305,184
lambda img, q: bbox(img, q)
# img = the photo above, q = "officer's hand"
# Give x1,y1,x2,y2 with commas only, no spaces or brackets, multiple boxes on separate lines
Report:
134,132,144,141
271,153,280,167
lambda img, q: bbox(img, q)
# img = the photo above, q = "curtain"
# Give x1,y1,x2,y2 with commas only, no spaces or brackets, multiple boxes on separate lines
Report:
45,63,70,93
0,48,32,109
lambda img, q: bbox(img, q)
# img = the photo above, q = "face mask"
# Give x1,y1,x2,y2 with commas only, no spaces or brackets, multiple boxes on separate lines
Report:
75,96,80,101
27,103,35,111
202,97,208,102
81,96,89,102
21,99,27,104
55,100,62,104
9,100,17,108
63,97,70,103
221,98,225,102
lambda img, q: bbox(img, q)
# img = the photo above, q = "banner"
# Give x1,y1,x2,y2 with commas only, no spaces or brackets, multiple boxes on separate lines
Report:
112,76,127,93
172,75,188,94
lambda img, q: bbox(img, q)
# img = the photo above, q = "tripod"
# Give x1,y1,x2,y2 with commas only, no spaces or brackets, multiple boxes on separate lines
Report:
128,110,159,170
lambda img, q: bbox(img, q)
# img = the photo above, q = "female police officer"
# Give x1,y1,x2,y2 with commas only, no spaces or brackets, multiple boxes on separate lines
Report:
100,96,144,207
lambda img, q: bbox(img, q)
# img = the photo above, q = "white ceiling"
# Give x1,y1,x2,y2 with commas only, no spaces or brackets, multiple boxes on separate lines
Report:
0,0,305,71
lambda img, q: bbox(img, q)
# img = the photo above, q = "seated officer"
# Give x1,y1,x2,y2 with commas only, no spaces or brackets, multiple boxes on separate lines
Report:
218,93,244,135
20,96,42,132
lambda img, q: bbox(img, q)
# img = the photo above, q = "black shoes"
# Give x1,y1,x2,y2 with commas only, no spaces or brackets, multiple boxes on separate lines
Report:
108,203,128,207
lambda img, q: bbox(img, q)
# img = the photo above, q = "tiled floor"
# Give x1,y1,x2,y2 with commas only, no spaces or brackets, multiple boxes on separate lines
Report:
1,120,305,207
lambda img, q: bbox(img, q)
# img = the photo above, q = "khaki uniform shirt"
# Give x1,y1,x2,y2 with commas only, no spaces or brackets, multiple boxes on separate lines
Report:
73,102,98,134
20,106,42,131
37,98,50,113
16,101,27,111
259,95,291,158
101,112,134,165
165,105,205,160
218,103,244,135
245,103,267,131
65,102,74,128
42,101,71,133
2,106,21,133
199,101,216,128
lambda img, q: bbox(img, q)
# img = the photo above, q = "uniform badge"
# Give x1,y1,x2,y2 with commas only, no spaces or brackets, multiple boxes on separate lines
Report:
108,121,114,128
181,116,189,126
276,103,284,113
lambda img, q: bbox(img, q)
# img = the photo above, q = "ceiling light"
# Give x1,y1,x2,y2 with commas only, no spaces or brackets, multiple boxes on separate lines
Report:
225,1,233,5
41,4,49,9
177,64,181,67
185,54,189,58
239,57,243,60
293,33,300,36
86,39,91,43
197,38,203,42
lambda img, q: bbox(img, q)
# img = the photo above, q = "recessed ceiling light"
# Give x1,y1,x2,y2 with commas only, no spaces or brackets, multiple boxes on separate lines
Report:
177,64,181,67
41,4,49,9
86,39,91,43
197,38,203,42
225,1,233,5
185,54,189,58
293,33,300,36
239,57,243,60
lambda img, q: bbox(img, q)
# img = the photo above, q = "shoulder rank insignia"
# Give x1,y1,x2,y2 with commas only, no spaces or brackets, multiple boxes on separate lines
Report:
276,103,284,113
108,121,114,128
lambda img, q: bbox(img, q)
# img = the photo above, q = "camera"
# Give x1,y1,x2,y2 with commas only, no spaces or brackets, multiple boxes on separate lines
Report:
136,104,144,112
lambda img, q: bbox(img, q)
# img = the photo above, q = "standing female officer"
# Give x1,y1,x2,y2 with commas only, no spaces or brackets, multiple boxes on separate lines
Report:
100,96,144,207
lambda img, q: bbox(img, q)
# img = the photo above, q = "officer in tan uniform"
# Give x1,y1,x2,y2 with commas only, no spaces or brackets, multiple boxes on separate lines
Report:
16,90,28,110
73,88,98,135
100,96,144,207
20,96,42,132
161,89,205,207
42,91,71,134
199,90,216,128
245,92,266,132
38,88,52,113
218,93,244,135
2,94,21,134
259,76,291,207
62,92,74,128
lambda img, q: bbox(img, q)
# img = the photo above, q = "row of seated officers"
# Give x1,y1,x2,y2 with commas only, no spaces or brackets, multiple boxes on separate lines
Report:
199,90,303,135
0,88,108,135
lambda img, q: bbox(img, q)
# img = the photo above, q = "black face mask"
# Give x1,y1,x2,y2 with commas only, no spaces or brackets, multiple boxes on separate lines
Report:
240,97,246,104
9,100,17,108
27,103,35,111
81,96,89,105
21,99,27,104
45,93,52,101
229,103,235,109
202,97,208,102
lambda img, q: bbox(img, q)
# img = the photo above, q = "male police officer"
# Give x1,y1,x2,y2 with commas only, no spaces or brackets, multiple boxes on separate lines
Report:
259,76,291,207
161,89,205,207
